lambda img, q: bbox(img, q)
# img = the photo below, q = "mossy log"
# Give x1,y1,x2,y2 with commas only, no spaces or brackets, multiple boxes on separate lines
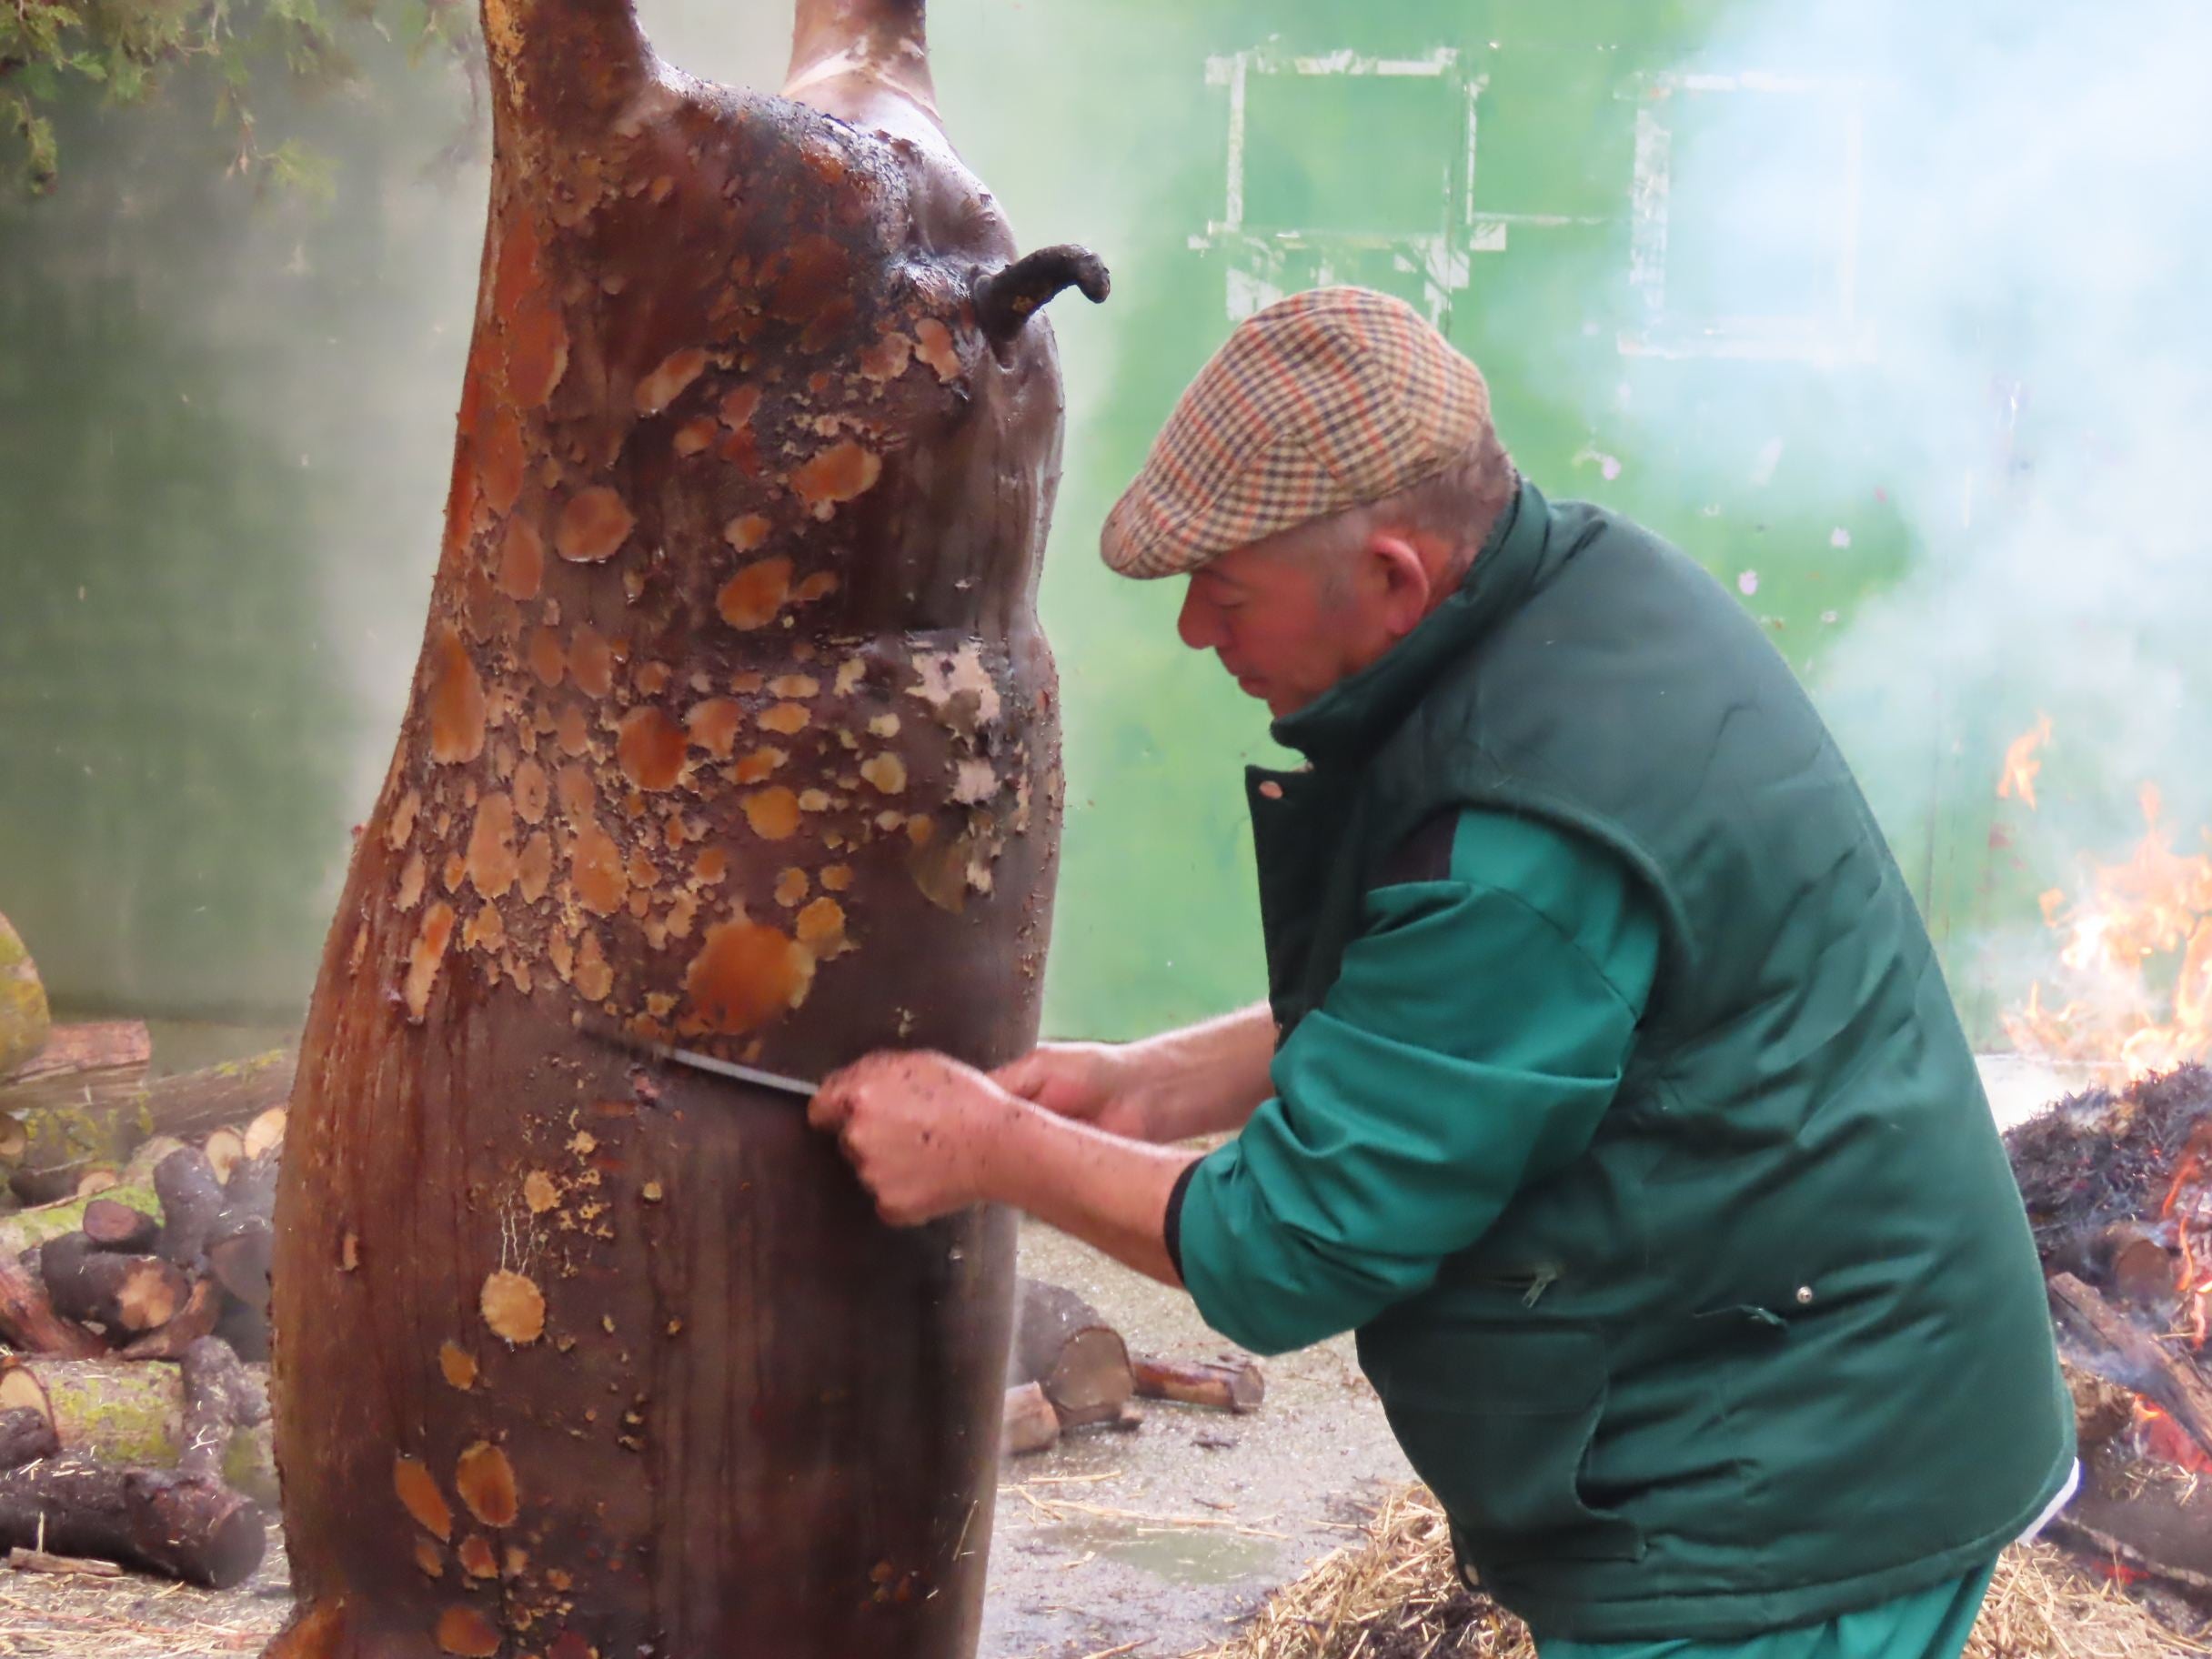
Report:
0,1354,276,1504
4,1050,293,1200
0,913,49,1081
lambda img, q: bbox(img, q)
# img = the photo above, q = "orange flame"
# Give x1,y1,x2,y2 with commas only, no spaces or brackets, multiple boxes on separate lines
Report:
2135,1400,2212,1476
1996,713,2054,810
2003,765,2212,1082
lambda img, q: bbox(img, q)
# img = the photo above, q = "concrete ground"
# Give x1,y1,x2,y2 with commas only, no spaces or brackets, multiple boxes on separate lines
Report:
983,1220,1411,1659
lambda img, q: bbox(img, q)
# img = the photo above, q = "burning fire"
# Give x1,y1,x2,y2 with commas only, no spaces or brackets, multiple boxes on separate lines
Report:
1997,712,2053,810
2000,724,2212,1081
2134,1401,2212,1478
1999,723,2212,1353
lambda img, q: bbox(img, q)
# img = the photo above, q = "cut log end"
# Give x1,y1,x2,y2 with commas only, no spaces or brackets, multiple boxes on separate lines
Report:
1000,1382,1059,1458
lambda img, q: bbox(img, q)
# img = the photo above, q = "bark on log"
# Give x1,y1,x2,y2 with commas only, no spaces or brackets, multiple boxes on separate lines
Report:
0,912,51,1081
0,1338,266,1586
154,1149,227,1269
83,1198,160,1253
0,1355,276,1503
2048,1272,2212,1465
0,1021,150,1125
1000,1382,1059,1457
120,1277,224,1361
0,1457,263,1587
39,1234,192,1336
0,1406,59,1467
0,1252,105,1359
0,1137,180,1254
1132,1355,1266,1413
5,1051,293,1202
267,0,1096,1653
1008,1280,1134,1429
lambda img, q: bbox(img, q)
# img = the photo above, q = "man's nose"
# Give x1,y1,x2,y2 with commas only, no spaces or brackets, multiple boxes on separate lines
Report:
1175,585,1218,650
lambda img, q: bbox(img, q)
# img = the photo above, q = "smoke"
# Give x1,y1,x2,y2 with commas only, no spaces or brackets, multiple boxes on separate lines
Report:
1590,0,2212,1017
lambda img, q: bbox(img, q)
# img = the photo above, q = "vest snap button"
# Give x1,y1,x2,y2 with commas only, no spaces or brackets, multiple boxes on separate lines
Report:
1795,1285,1815,1305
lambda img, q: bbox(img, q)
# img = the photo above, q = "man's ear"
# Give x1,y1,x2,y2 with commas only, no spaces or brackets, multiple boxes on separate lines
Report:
1366,533,1433,638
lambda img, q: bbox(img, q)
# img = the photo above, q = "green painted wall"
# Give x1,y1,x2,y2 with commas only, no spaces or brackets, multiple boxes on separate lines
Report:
3,0,2191,1046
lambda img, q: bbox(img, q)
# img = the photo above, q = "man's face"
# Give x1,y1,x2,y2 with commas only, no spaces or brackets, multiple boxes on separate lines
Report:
1175,528,1438,718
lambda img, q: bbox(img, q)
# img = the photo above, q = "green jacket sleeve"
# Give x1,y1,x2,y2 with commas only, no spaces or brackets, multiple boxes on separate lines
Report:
1173,809,1661,1356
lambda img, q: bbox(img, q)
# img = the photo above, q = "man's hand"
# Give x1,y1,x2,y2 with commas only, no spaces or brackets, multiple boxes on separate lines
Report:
809,1050,1021,1225
993,1041,1153,1141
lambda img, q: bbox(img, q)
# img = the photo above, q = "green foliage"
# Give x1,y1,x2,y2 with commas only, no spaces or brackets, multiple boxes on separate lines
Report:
0,0,470,194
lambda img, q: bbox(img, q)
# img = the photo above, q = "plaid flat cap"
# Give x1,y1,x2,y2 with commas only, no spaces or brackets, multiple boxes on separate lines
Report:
1101,287,1493,578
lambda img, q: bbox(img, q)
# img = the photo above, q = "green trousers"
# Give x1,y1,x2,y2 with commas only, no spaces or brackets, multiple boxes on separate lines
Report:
1536,1562,1997,1659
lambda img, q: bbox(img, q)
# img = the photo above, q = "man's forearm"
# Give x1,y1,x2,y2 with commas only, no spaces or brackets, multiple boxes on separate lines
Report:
984,1101,1202,1285
1127,1001,1278,1141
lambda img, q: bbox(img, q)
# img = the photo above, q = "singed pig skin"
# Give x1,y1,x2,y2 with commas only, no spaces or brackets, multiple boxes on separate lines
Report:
266,1,1102,1654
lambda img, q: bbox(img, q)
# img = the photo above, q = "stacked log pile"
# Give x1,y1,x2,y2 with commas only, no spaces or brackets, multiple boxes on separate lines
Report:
0,950,283,1586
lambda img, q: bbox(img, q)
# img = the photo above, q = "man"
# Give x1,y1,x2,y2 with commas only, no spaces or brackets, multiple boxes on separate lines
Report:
809,287,2074,1656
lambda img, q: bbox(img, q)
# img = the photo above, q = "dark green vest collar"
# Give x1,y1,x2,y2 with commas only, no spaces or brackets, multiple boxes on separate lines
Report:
1269,478,1552,770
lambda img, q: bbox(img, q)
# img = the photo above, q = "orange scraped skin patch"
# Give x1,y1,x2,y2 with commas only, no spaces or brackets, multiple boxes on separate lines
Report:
556,488,635,564
395,1455,454,1541
569,628,614,697
684,918,813,1033
674,417,719,457
478,407,526,516
435,1605,502,1658
480,1270,546,1345
795,897,846,951
617,707,687,790
686,699,743,759
723,514,770,552
527,627,568,688
428,626,488,764
790,441,882,514
718,558,791,630
466,794,519,899
913,317,960,380
497,518,545,600
741,786,800,840
758,703,809,735
517,832,553,902
634,347,709,417
455,1442,520,1527
570,821,629,916
439,1342,478,1391
405,903,457,1021
513,758,549,825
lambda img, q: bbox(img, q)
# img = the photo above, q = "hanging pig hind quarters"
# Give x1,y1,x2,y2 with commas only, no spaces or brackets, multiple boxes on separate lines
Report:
0,913,50,1081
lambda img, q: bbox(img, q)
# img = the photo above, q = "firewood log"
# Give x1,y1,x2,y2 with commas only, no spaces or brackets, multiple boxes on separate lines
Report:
0,1252,103,1359
2049,1271,2212,1464
37,1234,191,1338
0,1137,182,1256
0,1353,275,1503
1001,1382,1061,1457
153,1148,227,1269
1132,1355,1266,1413
0,1021,147,1121
119,1278,223,1361
0,1342,266,1587
5,1050,292,1202
0,1407,58,1467
1008,1279,1134,1430
201,1129,246,1185
81,1198,160,1253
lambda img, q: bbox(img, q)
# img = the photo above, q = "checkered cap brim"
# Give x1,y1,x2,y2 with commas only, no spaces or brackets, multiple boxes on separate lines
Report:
1101,287,1493,578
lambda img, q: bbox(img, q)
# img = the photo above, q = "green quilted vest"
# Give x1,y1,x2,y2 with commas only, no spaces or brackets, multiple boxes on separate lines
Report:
1248,481,2073,1642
